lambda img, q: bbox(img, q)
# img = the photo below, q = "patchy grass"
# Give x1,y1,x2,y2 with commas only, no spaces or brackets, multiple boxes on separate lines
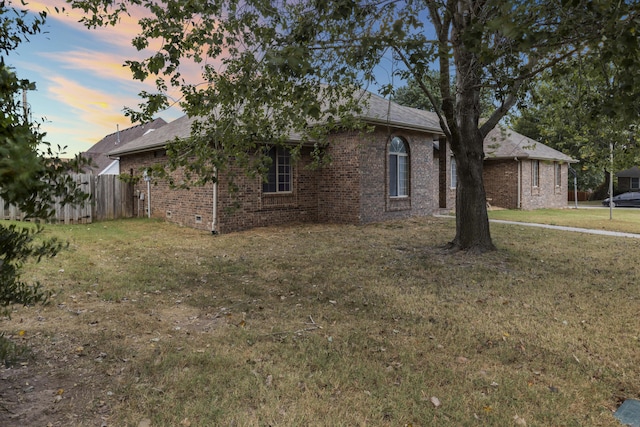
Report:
489,207,640,234
2,217,640,426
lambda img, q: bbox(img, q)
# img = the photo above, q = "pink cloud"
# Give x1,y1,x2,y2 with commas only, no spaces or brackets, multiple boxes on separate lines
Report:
30,1,216,87
28,0,146,50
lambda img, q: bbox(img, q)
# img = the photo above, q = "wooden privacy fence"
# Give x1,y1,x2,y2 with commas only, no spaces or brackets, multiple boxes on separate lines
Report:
568,190,592,202
0,174,134,224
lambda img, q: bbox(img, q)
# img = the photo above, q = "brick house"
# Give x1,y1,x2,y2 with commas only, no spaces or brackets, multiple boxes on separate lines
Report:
615,166,640,192
109,93,450,234
479,127,576,209
82,118,167,175
109,95,575,233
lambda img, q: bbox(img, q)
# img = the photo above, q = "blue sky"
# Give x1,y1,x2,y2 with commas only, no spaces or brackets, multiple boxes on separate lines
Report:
10,0,185,157
10,0,402,158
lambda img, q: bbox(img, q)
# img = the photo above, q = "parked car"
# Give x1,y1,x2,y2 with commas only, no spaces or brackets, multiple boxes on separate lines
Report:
602,192,640,207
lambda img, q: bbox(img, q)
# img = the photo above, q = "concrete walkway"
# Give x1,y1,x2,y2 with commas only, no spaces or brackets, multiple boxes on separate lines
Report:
489,219,640,239
434,214,640,239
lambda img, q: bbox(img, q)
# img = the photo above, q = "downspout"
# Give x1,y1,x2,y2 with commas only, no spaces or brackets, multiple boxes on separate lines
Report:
211,168,218,235
515,157,521,209
147,179,151,219
143,169,151,218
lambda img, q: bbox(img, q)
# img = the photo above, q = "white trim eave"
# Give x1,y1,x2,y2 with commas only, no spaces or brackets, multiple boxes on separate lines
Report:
99,159,120,175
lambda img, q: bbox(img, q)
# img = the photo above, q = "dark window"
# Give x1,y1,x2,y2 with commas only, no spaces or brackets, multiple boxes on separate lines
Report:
263,147,292,193
532,160,540,187
450,157,457,189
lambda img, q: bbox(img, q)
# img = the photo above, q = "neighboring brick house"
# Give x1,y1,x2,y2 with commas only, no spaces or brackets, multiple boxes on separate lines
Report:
82,118,167,175
615,166,640,192
478,127,576,209
109,93,448,234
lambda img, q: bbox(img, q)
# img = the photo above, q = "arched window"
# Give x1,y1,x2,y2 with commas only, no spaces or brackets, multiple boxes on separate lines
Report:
389,136,409,197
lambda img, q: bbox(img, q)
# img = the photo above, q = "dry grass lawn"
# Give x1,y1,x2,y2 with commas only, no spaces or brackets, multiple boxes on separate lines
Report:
1,217,639,426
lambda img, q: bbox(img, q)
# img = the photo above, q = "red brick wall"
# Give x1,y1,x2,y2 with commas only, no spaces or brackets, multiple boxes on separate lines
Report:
519,160,569,210
120,148,320,234
318,128,440,224
482,159,569,210
119,128,442,233
120,151,216,231
483,160,519,209
317,132,362,224
215,149,319,233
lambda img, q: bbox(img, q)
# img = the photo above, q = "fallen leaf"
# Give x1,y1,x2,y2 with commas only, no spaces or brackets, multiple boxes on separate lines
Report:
430,396,441,407
180,418,191,427
514,414,527,426
138,419,152,427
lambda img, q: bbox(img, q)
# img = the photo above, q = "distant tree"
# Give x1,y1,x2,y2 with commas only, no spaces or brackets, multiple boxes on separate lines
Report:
0,0,89,337
511,57,640,192
393,71,495,117
68,0,640,252
392,71,443,112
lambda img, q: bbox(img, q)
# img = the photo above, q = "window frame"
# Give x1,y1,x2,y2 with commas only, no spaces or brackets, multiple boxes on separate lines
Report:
262,146,292,194
388,136,409,198
554,162,561,187
631,177,640,190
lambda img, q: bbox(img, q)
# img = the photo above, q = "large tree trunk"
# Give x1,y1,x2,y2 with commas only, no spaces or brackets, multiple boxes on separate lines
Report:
441,0,496,253
450,128,495,252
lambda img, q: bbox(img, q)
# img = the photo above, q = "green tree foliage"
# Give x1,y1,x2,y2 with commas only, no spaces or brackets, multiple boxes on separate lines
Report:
0,1,90,327
392,71,444,112
68,0,640,252
511,57,640,193
393,71,495,116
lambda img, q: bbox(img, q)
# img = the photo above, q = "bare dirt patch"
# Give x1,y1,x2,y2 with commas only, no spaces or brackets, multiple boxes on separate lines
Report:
0,293,224,426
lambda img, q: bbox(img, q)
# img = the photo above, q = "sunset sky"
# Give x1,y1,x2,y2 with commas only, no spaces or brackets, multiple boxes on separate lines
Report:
10,0,399,158
10,0,196,157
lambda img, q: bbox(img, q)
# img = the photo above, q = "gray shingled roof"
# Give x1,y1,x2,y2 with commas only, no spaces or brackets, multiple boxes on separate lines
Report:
360,91,442,132
109,91,443,157
616,166,640,178
83,118,167,172
483,127,576,162
110,115,197,156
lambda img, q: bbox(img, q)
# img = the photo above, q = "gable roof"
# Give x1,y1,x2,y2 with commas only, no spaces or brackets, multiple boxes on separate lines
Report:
616,166,640,178
83,118,168,172
109,91,443,157
483,127,576,163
